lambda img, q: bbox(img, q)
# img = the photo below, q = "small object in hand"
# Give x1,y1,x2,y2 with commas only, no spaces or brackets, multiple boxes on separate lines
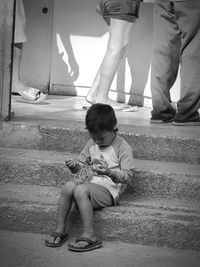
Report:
65,159,81,173
92,159,108,169
73,165,94,183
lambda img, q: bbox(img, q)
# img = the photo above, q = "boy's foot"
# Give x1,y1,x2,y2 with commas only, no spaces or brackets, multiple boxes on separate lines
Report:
68,237,102,252
45,232,68,247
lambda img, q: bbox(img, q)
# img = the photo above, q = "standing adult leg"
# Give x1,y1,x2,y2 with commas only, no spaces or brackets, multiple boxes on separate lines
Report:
173,0,200,123
13,0,46,103
13,0,27,94
12,43,27,94
151,0,180,122
86,18,135,108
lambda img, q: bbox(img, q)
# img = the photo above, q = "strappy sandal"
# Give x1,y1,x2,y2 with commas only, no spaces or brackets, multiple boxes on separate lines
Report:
45,232,68,247
68,237,102,252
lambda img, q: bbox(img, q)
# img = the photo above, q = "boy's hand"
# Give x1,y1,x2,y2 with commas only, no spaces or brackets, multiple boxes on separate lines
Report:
92,164,110,176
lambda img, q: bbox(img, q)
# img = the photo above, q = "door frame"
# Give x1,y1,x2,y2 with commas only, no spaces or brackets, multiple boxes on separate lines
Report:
0,0,15,121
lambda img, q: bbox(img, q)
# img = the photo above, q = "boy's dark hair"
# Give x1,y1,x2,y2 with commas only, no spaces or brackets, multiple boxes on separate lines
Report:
85,103,117,134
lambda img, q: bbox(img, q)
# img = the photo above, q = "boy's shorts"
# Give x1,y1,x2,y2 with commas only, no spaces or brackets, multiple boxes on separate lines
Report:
14,0,27,43
97,0,141,25
86,183,114,209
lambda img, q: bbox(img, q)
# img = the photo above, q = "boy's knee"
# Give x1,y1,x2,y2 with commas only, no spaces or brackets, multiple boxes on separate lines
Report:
74,184,89,202
61,181,76,196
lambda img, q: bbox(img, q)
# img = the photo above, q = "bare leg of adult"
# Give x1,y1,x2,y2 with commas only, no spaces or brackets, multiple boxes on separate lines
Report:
45,181,76,245
85,68,101,105
13,0,46,103
12,44,27,94
12,44,47,103
86,18,135,108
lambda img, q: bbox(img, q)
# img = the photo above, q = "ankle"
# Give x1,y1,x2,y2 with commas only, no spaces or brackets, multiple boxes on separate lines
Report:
55,224,65,234
86,95,96,104
82,229,95,238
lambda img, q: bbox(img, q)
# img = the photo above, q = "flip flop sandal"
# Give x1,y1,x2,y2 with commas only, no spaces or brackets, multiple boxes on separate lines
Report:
20,87,47,103
45,232,68,247
68,237,102,252
119,105,139,112
82,104,128,111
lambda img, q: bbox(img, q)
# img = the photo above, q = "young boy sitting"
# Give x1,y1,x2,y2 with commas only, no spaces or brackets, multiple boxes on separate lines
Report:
45,103,134,252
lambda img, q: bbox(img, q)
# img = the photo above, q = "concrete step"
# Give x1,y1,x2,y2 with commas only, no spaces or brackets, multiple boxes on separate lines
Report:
0,147,200,200
0,120,200,164
0,183,200,250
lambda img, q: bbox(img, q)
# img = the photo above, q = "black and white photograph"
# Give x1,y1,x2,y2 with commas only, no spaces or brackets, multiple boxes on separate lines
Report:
0,0,200,266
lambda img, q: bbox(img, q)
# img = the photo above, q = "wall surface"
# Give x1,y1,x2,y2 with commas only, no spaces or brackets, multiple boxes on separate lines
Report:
20,0,53,92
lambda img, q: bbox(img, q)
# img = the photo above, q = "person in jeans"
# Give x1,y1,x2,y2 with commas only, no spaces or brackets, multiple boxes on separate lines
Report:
150,0,200,125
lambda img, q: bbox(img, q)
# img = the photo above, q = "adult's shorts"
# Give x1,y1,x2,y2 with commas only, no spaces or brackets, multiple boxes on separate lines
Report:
14,0,27,43
97,0,141,25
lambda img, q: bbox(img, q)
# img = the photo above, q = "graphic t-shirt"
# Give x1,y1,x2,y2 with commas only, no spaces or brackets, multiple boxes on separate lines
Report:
79,134,134,204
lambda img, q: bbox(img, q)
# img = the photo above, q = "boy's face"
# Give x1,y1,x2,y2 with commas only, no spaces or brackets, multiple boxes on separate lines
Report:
89,130,116,149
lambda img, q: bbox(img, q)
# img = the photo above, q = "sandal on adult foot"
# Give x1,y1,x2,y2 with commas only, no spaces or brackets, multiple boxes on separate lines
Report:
119,105,139,112
68,237,102,252
21,87,47,103
45,232,68,247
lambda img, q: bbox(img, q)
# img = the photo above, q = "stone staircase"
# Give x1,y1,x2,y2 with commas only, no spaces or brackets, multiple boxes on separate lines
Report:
0,116,200,251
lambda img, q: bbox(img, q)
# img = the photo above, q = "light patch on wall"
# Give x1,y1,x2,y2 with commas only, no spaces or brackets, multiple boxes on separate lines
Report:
70,33,108,86
56,33,72,73
55,31,143,104
144,65,151,98
143,65,152,108
171,66,180,101
124,58,132,94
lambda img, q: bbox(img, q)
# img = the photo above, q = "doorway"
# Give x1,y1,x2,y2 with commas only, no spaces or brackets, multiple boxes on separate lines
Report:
18,0,53,92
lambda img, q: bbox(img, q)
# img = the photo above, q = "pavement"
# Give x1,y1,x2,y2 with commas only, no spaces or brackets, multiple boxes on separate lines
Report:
0,230,200,267
11,95,200,135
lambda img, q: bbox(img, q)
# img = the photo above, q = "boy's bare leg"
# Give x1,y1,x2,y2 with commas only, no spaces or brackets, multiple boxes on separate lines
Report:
70,184,97,248
45,181,76,244
86,18,135,108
